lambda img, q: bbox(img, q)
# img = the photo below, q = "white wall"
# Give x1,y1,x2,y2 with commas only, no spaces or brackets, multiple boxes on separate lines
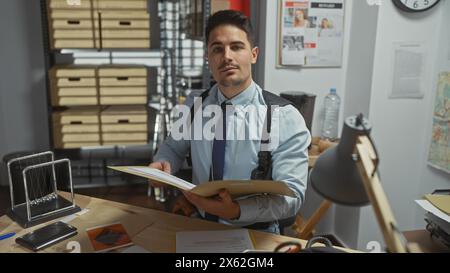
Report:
415,0,450,228
341,0,378,119
357,0,450,250
262,0,354,137
334,0,379,248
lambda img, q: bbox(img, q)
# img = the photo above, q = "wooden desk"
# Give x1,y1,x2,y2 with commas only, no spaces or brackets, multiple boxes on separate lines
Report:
0,193,355,253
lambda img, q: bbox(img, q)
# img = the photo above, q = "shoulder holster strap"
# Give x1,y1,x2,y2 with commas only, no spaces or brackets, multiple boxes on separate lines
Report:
251,91,293,181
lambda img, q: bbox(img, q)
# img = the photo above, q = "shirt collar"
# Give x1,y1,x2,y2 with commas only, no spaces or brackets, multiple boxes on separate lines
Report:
216,81,257,106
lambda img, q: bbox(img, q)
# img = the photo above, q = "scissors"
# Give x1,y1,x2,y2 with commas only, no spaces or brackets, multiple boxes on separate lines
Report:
274,241,303,253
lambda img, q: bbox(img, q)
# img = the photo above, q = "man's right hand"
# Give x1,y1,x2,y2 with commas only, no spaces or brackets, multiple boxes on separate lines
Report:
148,161,171,188
172,195,197,217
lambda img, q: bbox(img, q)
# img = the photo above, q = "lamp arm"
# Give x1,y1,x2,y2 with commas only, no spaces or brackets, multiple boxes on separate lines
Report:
297,200,333,239
355,136,418,253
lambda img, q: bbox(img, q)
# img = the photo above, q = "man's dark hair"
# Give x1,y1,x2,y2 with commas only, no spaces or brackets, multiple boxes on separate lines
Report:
205,10,255,47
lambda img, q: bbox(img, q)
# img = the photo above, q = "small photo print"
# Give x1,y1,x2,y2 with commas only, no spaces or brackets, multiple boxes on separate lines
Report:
308,16,318,28
283,35,305,51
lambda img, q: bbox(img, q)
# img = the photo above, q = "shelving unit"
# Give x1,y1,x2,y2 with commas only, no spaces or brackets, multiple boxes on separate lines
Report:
40,0,162,188
38,0,214,188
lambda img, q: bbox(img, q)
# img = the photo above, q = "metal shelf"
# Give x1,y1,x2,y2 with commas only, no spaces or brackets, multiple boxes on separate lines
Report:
39,0,212,163
38,0,163,190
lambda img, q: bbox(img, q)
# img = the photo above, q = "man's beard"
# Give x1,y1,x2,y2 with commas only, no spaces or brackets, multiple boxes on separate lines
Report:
219,76,244,87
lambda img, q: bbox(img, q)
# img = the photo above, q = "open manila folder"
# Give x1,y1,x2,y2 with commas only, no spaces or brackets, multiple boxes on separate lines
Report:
108,166,296,198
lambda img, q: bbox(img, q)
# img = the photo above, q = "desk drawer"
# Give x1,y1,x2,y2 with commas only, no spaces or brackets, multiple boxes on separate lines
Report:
52,19,94,29
98,19,149,29
94,10,149,19
100,96,147,105
54,77,96,87
53,107,101,124
99,77,146,87
52,107,103,149
101,106,147,123
52,19,150,30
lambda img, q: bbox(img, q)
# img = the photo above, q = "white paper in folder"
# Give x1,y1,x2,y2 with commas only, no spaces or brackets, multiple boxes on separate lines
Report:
109,166,296,198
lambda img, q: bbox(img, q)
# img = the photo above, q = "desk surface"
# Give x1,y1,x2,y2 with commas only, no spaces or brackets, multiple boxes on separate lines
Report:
0,192,354,253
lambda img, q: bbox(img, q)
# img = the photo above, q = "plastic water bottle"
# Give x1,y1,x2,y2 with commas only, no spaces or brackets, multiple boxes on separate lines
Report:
321,88,341,141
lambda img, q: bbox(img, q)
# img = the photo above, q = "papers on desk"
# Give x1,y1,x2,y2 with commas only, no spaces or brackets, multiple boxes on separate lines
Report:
120,245,151,253
415,199,450,223
176,229,254,253
424,194,450,215
416,197,450,248
60,208,90,224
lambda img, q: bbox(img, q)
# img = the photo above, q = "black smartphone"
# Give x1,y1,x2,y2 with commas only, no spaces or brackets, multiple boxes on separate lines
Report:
16,221,77,252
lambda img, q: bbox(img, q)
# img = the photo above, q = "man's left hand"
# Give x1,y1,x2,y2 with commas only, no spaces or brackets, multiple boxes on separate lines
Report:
182,189,240,220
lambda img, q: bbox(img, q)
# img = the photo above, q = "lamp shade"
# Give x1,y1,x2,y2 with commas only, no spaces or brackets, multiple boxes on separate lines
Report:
310,116,372,206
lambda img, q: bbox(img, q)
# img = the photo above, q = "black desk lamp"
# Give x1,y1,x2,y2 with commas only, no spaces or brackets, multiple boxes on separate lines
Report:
310,115,371,206
309,114,417,253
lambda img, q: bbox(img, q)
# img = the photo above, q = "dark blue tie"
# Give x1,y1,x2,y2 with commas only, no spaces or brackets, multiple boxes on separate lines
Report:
205,101,230,222
212,101,229,181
